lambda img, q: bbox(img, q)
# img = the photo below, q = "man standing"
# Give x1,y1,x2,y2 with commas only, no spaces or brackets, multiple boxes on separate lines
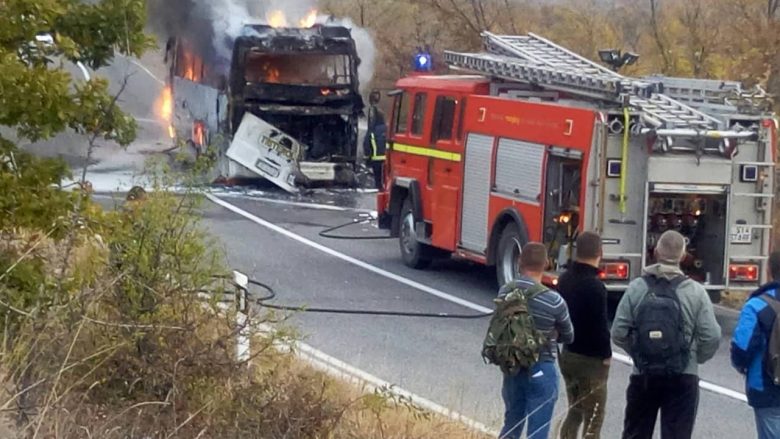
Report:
558,232,611,438
498,242,574,439
732,251,780,439
612,230,721,439
363,91,387,189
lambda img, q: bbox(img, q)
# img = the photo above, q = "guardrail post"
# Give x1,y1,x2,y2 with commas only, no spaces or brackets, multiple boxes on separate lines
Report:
233,270,250,363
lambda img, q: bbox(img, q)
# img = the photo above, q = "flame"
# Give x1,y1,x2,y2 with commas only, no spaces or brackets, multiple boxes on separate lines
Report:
299,9,317,27
156,85,173,123
178,43,204,82
267,10,288,28
193,122,206,146
263,62,280,83
168,125,175,139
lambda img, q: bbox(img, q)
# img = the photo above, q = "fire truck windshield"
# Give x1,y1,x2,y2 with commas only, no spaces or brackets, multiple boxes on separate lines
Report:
244,52,352,86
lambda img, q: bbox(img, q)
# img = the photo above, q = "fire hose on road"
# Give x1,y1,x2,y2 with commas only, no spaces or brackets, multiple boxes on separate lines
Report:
246,276,493,319
211,271,492,319
317,213,395,241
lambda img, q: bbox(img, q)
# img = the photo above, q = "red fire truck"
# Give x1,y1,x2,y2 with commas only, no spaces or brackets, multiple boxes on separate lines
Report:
376,33,776,300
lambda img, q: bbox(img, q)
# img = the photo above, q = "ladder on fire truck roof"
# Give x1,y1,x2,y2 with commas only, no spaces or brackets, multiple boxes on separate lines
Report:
444,32,752,131
643,75,773,117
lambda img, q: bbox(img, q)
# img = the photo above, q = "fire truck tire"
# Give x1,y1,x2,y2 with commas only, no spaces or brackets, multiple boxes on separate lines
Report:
399,199,432,269
496,223,526,288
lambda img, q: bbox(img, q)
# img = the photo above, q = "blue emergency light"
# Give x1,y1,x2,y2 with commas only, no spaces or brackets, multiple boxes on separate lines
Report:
414,50,433,72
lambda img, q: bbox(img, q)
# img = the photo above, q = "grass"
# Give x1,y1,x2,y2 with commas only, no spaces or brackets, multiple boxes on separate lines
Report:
254,345,493,439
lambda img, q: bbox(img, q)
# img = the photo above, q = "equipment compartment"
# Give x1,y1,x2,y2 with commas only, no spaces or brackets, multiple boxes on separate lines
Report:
646,192,727,285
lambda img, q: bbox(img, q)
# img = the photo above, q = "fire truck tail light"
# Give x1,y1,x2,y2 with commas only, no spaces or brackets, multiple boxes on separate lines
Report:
729,264,759,282
599,261,630,280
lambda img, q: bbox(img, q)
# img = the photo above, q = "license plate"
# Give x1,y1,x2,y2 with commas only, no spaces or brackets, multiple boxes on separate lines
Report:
730,226,752,244
254,159,280,178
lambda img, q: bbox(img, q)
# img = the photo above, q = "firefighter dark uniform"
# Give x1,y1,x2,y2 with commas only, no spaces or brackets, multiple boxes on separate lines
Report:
363,110,387,189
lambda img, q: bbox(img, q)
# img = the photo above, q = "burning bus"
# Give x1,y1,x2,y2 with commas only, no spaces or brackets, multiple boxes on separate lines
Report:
162,18,364,192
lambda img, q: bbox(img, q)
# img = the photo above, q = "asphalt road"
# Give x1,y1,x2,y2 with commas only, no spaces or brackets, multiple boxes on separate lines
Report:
32,47,757,437
201,194,756,438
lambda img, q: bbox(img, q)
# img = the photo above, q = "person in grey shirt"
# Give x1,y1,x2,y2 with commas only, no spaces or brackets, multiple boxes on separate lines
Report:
498,242,574,439
612,230,721,439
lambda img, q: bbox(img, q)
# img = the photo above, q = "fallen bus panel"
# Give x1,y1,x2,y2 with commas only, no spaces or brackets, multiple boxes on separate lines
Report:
226,113,302,194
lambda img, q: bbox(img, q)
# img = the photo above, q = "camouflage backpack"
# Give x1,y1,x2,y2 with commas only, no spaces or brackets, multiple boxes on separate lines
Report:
482,283,549,376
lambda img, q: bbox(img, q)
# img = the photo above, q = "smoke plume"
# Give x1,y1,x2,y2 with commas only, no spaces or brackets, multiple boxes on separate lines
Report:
146,0,376,89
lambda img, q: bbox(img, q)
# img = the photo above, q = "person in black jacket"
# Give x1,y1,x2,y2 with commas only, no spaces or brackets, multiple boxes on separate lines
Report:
557,231,612,439
362,103,387,189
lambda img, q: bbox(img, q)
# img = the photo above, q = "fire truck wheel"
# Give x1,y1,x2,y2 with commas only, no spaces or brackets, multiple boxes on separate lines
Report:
496,223,525,287
399,199,432,269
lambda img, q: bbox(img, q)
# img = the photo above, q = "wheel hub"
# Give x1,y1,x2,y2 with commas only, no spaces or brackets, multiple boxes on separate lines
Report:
401,212,416,254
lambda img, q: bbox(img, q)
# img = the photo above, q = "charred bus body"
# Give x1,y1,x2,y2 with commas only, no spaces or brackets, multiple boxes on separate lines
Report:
165,24,364,191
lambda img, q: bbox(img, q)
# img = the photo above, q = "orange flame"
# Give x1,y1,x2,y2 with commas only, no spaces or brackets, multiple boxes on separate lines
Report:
178,44,204,82
156,85,173,123
299,9,317,27
193,122,206,146
262,62,281,83
267,10,287,28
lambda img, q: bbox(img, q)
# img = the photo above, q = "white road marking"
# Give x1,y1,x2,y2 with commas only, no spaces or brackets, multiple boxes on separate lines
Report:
126,57,165,85
272,326,499,436
135,117,164,125
206,196,750,405
206,193,491,314
611,352,747,403
215,191,375,214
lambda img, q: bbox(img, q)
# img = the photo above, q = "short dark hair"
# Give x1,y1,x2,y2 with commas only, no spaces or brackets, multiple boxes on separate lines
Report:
576,231,602,260
520,242,548,273
770,251,780,281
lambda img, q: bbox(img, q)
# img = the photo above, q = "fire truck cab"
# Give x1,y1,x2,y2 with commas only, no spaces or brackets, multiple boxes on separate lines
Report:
377,34,776,301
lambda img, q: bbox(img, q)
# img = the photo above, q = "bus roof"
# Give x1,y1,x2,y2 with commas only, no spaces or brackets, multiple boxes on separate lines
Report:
395,75,490,94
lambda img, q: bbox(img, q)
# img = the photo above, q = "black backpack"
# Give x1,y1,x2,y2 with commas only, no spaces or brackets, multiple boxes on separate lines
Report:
630,275,690,376
759,294,780,385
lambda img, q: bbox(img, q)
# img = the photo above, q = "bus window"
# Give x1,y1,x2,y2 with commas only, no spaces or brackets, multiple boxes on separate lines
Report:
431,96,457,142
394,92,409,134
411,93,427,136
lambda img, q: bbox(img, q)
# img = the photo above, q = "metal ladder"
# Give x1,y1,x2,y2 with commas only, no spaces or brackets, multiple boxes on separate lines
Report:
446,32,724,130
643,75,773,116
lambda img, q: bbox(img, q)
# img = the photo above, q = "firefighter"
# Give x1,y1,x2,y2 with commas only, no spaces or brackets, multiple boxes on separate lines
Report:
363,107,387,189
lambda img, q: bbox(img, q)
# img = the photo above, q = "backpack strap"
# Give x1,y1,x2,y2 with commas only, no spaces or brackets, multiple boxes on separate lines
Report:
642,274,687,298
760,292,780,315
524,283,550,299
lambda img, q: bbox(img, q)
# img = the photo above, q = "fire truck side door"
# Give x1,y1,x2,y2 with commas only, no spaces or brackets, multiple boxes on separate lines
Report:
542,150,583,265
429,95,462,250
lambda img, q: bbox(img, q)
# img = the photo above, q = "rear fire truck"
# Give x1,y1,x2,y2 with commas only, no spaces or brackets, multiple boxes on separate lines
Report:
164,24,364,192
377,32,776,301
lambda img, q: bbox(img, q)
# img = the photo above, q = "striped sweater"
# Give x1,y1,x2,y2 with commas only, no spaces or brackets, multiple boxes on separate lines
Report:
499,276,575,362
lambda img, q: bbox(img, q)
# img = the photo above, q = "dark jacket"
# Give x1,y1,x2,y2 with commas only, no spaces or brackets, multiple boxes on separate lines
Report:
363,109,387,161
558,262,612,359
731,281,780,408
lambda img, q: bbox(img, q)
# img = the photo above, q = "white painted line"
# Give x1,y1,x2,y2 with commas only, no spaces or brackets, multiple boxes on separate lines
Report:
611,352,748,403
206,194,749,404
253,323,499,436
126,58,165,85
206,193,491,314
215,192,375,213
135,117,164,125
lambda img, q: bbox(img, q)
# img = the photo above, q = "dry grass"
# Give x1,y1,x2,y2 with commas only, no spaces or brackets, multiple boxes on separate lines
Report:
250,345,491,439
0,220,490,439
